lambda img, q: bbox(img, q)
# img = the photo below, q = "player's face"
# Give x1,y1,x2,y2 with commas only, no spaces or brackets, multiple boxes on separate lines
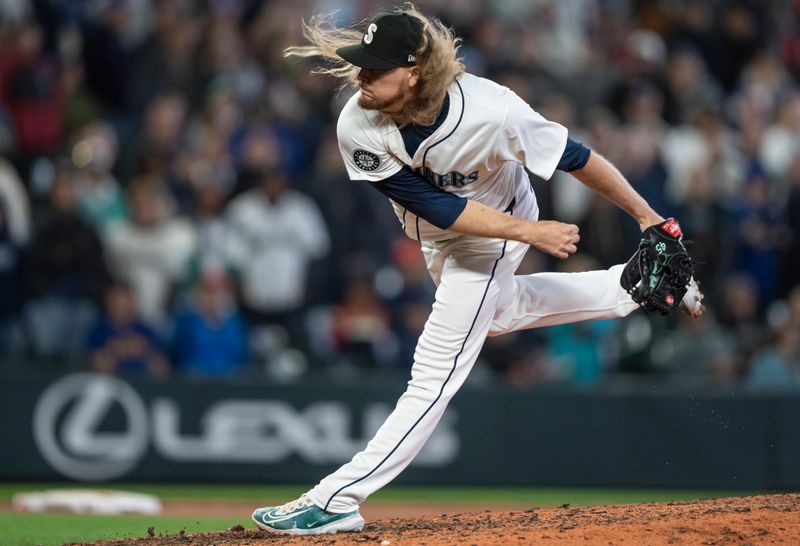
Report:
356,66,419,115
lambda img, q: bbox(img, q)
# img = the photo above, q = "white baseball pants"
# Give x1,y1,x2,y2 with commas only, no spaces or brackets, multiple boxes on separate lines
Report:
307,189,639,513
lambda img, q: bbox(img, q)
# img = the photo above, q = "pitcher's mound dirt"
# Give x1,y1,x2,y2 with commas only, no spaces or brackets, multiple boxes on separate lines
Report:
84,493,800,546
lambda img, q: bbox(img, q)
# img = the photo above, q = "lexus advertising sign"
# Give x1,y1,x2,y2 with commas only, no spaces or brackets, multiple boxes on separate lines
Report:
26,373,460,482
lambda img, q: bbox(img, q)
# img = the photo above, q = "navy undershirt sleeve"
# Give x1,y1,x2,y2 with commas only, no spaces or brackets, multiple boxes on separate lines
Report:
368,166,467,230
557,136,591,172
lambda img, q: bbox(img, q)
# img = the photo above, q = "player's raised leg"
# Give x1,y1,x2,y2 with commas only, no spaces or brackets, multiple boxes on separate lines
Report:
488,262,639,336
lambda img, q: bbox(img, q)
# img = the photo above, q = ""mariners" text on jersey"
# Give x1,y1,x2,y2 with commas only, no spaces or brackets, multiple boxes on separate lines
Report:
415,166,479,188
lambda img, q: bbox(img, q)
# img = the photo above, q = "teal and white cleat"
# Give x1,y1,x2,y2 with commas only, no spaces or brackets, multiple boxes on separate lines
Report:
252,495,365,535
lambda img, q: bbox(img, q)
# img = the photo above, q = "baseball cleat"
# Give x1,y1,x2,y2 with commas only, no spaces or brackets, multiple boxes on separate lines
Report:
680,277,705,317
252,495,364,535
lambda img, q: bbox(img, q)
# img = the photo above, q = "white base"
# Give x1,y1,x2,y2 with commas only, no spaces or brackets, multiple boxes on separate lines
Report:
12,489,162,515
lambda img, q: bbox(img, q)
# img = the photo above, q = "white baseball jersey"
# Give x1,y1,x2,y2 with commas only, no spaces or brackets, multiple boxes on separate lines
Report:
337,72,568,240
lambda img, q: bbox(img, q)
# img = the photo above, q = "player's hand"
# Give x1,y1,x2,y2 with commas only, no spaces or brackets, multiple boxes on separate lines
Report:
526,221,580,259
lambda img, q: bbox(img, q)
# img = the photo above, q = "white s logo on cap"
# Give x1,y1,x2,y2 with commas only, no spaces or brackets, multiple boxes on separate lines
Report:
364,23,377,44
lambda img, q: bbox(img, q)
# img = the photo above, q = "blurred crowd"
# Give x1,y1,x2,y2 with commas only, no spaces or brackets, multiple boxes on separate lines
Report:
0,0,799,390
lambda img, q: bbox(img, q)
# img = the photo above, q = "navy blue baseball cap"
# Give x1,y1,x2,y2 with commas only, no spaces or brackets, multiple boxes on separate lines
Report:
336,12,423,70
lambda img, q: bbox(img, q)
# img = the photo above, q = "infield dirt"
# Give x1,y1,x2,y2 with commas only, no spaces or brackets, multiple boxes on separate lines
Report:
82,493,800,545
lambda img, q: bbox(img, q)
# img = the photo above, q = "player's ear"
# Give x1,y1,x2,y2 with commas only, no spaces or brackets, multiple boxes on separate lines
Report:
407,66,420,88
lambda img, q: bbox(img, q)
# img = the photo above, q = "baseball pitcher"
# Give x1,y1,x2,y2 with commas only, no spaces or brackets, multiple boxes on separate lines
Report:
252,3,704,535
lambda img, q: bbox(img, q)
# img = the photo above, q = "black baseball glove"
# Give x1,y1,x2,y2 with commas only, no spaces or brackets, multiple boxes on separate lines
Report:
620,218,699,316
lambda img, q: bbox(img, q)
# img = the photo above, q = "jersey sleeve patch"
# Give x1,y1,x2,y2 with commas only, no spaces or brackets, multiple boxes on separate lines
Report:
353,149,381,171
337,96,404,182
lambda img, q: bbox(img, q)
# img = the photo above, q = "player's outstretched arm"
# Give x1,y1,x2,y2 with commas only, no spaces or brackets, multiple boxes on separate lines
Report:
449,200,580,259
572,151,704,316
570,152,663,232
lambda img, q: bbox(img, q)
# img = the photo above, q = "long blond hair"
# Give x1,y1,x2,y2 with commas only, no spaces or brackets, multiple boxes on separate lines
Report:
284,3,464,126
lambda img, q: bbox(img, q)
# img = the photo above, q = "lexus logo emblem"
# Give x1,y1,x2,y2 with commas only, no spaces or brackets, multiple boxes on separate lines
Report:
33,374,148,481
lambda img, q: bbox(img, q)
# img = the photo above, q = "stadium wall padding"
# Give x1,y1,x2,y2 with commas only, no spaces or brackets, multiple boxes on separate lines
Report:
1,372,796,488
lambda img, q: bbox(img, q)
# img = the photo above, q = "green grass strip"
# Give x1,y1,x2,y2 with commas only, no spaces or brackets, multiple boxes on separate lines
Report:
0,513,247,546
0,482,760,505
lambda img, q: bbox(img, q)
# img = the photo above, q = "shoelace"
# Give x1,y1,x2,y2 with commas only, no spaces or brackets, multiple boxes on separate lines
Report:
275,496,313,515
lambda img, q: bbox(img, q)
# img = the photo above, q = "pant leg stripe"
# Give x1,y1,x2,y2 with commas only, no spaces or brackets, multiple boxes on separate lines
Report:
324,240,508,511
